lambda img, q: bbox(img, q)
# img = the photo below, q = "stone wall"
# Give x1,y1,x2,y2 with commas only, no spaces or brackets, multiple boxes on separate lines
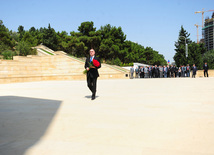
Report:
0,55,129,84
194,70,214,78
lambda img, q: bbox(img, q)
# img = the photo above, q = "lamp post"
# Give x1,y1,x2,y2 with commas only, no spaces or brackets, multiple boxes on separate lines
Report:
178,36,188,58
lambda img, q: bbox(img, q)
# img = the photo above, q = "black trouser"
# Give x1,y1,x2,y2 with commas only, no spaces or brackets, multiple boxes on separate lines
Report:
135,73,138,78
167,72,170,78
155,73,159,78
204,70,208,77
87,76,97,95
182,71,185,77
192,74,196,78
149,71,152,78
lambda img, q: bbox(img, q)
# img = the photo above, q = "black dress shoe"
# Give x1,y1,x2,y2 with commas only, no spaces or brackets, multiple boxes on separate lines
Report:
91,94,95,100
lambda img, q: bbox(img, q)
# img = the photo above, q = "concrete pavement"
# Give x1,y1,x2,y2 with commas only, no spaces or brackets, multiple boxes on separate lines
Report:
0,78,214,155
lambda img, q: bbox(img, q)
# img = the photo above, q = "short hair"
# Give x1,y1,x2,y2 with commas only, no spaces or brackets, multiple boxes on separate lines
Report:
90,49,95,52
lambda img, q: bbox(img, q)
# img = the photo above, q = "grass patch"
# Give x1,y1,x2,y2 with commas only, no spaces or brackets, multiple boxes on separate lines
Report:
67,54,85,62
39,48,54,55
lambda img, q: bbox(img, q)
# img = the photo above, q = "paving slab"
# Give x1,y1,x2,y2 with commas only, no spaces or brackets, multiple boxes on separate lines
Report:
0,78,214,155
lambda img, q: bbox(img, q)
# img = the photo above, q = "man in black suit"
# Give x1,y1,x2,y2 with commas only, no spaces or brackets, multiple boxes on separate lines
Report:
192,64,197,78
203,62,209,77
154,65,159,78
186,64,190,77
174,65,178,78
84,49,101,100
170,65,174,78
167,65,170,78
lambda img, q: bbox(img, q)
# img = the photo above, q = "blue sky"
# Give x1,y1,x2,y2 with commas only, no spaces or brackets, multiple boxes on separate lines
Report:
1,0,214,62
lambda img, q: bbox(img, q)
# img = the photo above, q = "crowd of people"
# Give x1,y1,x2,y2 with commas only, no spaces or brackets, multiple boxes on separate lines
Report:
130,62,209,79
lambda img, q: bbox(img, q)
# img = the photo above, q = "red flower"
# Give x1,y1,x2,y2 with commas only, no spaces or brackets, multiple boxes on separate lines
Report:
93,59,100,67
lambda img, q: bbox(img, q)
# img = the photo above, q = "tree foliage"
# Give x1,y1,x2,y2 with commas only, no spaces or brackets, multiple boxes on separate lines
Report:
174,26,206,69
0,20,14,50
174,26,192,66
1,19,167,65
203,50,214,69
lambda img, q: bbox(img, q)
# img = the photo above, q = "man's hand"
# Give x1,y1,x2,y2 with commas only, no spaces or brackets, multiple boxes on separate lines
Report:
90,66,95,68
86,67,90,71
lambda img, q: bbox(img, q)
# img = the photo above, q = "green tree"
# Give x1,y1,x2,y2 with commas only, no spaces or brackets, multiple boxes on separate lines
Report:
15,41,36,56
10,30,19,42
2,50,16,60
0,42,10,53
77,21,101,55
2,20,167,66
203,50,214,69
98,24,126,61
66,34,88,57
187,42,205,69
18,25,25,41
0,20,14,49
78,21,96,36
57,31,69,51
22,31,38,47
42,24,58,50
174,26,192,66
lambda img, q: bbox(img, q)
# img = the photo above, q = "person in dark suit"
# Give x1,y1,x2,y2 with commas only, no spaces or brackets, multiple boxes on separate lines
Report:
192,64,197,78
141,67,144,78
154,65,159,78
186,64,191,77
163,65,168,78
181,65,185,77
167,65,170,78
84,49,101,100
174,65,178,77
170,65,174,77
152,66,155,78
203,62,209,77
149,66,152,78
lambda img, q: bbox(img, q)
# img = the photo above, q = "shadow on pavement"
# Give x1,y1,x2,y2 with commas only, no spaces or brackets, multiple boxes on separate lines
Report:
85,95,99,99
0,96,62,155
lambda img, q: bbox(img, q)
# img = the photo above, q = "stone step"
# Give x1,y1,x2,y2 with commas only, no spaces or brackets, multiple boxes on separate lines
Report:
0,50,128,83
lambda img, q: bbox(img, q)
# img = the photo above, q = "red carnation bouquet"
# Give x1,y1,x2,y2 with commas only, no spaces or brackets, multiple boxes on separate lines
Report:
83,59,100,74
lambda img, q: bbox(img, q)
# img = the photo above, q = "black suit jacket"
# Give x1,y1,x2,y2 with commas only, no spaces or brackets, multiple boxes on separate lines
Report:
192,66,197,75
203,64,209,71
154,67,159,74
84,56,101,78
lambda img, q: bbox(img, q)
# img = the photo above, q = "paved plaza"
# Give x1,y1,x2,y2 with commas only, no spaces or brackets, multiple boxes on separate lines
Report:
0,78,214,155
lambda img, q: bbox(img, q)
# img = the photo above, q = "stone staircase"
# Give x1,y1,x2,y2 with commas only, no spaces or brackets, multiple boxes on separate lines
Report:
0,46,129,84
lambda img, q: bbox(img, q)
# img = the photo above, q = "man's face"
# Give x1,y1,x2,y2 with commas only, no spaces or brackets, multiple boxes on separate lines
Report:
90,49,95,57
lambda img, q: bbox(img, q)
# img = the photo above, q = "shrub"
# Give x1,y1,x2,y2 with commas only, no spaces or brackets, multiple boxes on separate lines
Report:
203,50,214,69
113,57,122,66
16,41,37,56
2,50,16,59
